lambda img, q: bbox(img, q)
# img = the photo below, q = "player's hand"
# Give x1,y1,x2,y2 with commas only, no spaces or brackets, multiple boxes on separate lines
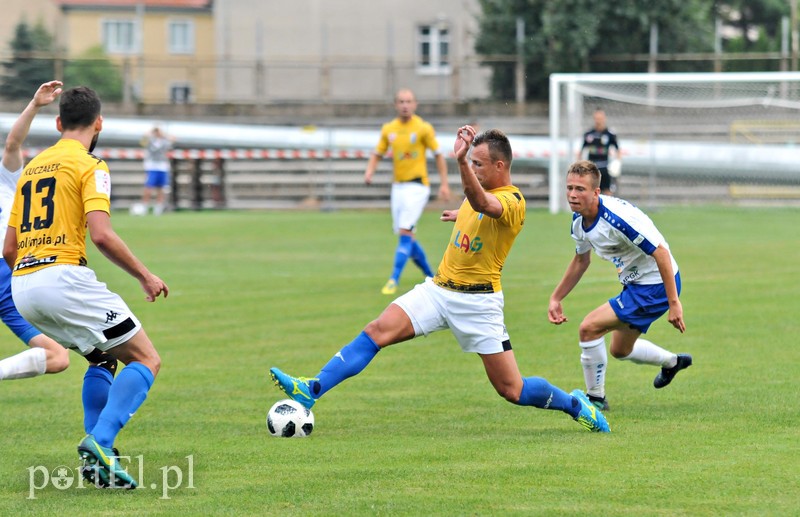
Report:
438,183,451,202
668,300,685,333
440,209,458,222
140,273,169,302
548,300,568,325
454,125,476,161
32,80,63,107
364,169,373,185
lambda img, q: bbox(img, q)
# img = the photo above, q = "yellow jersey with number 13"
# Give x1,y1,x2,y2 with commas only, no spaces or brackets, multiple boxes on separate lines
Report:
9,139,111,275
434,185,525,293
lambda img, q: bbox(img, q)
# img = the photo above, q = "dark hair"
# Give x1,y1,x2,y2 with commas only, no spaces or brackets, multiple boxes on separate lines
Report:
59,86,102,130
567,160,601,189
473,128,512,166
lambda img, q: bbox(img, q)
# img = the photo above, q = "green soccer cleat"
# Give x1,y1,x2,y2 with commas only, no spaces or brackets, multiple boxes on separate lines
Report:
79,445,119,488
571,389,611,433
77,435,137,489
269,367,317,409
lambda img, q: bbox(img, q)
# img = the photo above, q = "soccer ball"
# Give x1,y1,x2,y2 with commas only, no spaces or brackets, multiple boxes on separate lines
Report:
266,399,314,438
129,202,148,216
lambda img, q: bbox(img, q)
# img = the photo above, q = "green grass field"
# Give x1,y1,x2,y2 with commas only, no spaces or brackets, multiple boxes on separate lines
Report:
0,206,797,516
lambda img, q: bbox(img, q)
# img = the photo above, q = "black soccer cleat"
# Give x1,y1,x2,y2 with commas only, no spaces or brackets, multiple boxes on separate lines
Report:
654,354,692,389
587,394,610,411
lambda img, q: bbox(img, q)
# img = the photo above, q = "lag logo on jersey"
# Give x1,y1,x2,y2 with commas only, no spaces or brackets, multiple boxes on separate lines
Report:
452,230,483,253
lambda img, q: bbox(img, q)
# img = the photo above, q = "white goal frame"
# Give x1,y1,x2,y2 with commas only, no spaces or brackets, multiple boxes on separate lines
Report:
548,71,800,213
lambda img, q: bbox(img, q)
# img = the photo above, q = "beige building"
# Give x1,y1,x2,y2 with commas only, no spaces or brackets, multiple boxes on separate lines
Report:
0,0,59,51
57,0,214,103
4,0,490,105
213,0,490,103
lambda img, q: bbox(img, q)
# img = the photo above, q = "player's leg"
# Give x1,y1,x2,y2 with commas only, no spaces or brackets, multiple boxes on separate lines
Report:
607,281,692,388
480,351,609,433
405,183,434,277
0,267,69,379
599,167,612,195
577,302,624,409
81,348,119,434
153,172,167,215
271,303,415,408
385,229,415,293
89,328,160,448
271,280,439,407
410,239,434,277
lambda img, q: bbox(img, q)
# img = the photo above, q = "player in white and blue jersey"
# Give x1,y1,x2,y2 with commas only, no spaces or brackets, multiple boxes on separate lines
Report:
548,160,691,411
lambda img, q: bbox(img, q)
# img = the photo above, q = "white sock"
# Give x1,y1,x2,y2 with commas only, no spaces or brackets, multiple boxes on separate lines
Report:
580,337,607,398
0,347,47,380
621,338,676,367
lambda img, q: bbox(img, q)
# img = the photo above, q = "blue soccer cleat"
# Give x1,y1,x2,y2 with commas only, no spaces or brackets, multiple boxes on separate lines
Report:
269,367,317,409
77,435,137,489
571,389,611,433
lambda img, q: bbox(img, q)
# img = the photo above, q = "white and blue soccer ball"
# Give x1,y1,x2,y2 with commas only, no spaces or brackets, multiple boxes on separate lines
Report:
267,399,314,438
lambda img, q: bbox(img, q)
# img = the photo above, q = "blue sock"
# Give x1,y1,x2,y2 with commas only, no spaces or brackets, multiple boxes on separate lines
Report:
90,362,155,448
410,240,434,277
390,234,414,282
310,331,380,399
82,366,114,434
516,377,581,418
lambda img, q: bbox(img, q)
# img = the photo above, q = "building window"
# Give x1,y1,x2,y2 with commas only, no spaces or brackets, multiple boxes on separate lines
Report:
102,20,137,54
417,24,450,75
169,20,195,54
170,83,192,104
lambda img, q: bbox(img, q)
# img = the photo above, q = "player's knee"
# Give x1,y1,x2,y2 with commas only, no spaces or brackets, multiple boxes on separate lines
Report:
48,347,70,373
578,320,604,342
494,384,521,404
609,344,630,360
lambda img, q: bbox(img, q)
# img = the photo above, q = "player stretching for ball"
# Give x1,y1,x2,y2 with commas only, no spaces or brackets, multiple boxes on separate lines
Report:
364,88,451,295
3,86,168,489
548,160,691,411
271,127,610,433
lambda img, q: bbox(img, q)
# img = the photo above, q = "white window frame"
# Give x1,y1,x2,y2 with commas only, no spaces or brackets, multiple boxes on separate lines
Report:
168,19,195,55
102,19,138,55
416,23,451,75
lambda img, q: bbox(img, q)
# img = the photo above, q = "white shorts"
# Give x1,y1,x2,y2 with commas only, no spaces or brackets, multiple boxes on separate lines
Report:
391,181,430,234
11,265,142,355
393,277,509,354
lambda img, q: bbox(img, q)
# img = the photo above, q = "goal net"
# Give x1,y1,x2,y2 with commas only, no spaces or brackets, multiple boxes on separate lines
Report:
548,72,800,212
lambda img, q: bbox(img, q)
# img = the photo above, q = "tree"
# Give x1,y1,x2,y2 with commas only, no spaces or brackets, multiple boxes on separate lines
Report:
65,46,124,102
474,1,718,100
1,19,55,100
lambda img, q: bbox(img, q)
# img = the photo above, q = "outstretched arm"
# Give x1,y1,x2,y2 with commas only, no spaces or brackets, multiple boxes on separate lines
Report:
2,80,63,172
548,251,591,325
87,211,169,302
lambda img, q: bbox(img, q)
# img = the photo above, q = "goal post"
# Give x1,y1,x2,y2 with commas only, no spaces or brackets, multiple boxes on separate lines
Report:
548,72,800,213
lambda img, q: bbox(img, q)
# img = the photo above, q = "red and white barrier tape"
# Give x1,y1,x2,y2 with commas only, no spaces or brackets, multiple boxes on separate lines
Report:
21,148,562,160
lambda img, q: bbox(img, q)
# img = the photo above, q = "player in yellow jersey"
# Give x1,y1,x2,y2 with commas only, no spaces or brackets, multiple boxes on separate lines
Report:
2,86,169,488
272,126,609,433
0,81,119,387
364,89,451,295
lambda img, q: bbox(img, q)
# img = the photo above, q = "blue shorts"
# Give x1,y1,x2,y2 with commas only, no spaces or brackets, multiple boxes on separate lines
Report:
608,272,682,333
145,170,170,188
0,262,41,345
